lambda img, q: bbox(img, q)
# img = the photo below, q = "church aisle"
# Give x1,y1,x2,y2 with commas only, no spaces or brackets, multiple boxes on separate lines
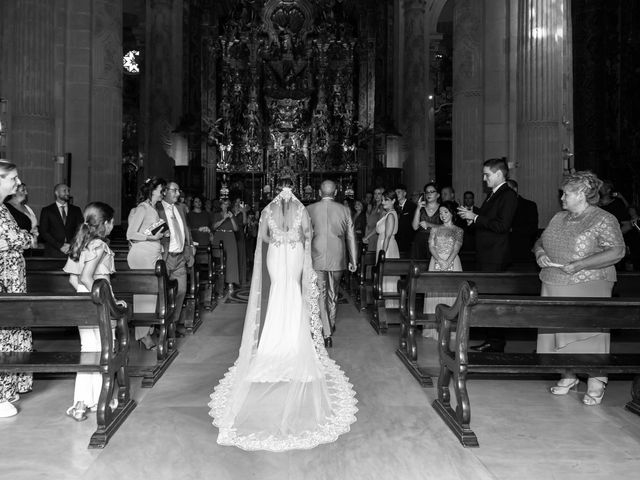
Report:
1,296,640,479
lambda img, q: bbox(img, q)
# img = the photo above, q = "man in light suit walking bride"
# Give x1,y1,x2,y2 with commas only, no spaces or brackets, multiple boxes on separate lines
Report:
307,180,358,348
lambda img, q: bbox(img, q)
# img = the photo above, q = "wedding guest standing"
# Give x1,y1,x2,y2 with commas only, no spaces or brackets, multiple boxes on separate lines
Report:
457,158,518,353
352,199,367,248
364,187,384,252
187,195,212,247
0,160,35,418
232,197,248,285
39,183,83,257
211,198,240,292
534,171,625,406
422,201,463,339
126,177,167,350
411,182,442,259
373,189,400,308
4,183,38,249
63,202,120,421
394,184,417,257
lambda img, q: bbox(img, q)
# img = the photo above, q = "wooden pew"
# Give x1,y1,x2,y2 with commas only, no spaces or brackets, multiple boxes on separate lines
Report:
27,252,201,335
371,251,428,334
210,240,226,299
357,243,377,311
195,242,222,311
397,268,541,386
0,279,136,448
27,260,179,388
433,280,640,447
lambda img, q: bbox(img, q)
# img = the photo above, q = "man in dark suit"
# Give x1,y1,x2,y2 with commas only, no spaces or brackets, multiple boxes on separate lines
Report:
156,181,194,336
394,184,417,257
460,190,481,254
507,179,539,270
458,158,518,352
307,180,358,348
39,183,83,257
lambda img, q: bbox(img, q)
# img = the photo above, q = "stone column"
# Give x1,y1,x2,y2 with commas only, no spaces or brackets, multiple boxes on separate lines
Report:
451,0,484,202
516,0,572,224
89,0,123,215
400,0,431,195
142,0,183,181
1,0,55,209
201,17,217,201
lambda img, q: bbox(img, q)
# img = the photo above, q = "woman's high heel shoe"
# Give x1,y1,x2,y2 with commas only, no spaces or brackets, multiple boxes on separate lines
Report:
583,378,607,406
549,377,580,395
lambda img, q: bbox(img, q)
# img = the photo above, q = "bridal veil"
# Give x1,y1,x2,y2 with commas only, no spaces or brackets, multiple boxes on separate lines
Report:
208,187,357,451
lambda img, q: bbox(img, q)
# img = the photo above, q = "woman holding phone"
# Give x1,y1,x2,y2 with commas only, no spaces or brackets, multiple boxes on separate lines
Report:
411,182,442,259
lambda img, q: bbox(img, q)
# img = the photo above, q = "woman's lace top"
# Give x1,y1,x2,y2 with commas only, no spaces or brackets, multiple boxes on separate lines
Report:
539,206,624,285
265,203,303,247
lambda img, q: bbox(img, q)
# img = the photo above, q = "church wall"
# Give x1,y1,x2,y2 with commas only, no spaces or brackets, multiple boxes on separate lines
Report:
0,0,122,219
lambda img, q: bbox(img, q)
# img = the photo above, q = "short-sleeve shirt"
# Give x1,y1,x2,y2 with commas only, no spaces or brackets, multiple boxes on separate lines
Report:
63,238,115,277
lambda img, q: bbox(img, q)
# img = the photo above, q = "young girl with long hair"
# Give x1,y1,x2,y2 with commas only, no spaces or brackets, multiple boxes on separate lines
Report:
63,202,120,421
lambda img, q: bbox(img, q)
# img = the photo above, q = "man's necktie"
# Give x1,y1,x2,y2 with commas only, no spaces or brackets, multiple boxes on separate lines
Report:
60,205,67,224
171,206,184,251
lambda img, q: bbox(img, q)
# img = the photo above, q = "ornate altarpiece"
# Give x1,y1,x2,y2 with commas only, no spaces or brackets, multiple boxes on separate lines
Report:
202,0,359,202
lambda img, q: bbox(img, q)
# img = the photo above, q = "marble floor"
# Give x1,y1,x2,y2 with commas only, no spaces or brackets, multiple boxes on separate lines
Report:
2,295,640,480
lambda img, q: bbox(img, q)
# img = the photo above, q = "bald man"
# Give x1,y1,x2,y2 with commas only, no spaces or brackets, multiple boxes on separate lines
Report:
39,183,84,257
307,180,358,348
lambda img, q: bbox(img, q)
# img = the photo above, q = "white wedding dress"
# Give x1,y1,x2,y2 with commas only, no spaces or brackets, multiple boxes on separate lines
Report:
208,188,358,451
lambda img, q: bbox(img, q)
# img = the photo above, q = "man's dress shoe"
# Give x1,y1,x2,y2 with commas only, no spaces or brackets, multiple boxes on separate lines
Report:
324,336,333,348
470,341,505,353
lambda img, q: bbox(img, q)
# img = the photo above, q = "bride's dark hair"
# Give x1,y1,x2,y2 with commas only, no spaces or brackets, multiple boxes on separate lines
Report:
274,177,295,196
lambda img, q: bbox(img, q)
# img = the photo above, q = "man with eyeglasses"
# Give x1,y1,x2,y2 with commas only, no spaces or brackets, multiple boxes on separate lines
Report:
156,182,194,336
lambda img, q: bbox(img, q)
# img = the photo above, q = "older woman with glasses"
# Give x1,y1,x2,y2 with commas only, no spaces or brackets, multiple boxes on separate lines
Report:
411,182,442,259
534,171,626,406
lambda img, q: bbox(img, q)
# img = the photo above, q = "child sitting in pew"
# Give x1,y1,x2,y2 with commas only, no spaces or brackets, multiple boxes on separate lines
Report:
63,202,123,421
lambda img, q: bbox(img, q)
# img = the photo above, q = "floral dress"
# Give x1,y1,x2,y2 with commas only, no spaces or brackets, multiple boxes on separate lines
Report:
0,204,34,401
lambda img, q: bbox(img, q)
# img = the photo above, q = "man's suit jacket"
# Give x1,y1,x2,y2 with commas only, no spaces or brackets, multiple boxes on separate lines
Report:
307,198,358,271
510,195,539,262
39,202,84,257
395,199,417,254
474,183,518,271
155,201,194,267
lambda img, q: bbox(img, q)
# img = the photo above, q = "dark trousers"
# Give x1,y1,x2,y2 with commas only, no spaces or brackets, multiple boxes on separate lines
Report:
316,270,343,338
477,260,507,347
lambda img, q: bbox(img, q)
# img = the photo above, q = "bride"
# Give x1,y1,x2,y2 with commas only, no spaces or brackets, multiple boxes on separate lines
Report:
208,179,358,451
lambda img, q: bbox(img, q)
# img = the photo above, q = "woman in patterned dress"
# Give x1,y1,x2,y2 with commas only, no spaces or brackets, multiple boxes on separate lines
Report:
534,171,625,405
0,160,35,418
423,201,464,339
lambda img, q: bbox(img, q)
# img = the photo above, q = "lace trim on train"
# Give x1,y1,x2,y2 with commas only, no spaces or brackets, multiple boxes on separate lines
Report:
208,355,358,452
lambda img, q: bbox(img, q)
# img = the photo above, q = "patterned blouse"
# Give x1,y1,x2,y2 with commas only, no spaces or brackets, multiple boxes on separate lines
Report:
538,206,624,285
0,204,33,293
